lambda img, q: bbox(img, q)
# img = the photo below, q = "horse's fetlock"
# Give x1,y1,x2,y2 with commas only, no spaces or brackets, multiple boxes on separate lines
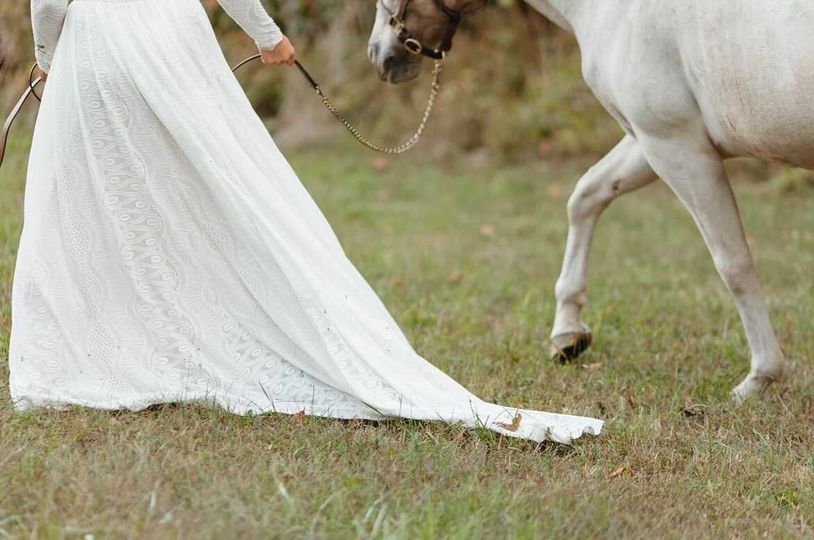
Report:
555,280,586,308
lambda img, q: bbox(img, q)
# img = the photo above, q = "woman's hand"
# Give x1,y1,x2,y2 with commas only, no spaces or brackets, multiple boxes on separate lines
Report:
39,68,48,82
260,37,295,66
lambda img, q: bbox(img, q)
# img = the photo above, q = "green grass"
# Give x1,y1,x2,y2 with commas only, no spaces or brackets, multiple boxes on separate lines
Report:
1,127,813,538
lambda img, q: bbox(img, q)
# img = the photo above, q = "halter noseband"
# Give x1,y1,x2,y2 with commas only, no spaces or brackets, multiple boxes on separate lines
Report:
388,0,464,60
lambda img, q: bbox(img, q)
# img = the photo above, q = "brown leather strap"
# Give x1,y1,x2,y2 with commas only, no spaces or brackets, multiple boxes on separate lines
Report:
230,53,320,92
0,65,42,170
396,0,409,20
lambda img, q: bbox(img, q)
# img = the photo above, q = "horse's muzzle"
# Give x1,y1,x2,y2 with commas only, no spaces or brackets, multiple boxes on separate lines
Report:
369,45,422,84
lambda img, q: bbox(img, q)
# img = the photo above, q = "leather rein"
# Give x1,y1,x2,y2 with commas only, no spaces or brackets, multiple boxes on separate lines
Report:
0,64,43,170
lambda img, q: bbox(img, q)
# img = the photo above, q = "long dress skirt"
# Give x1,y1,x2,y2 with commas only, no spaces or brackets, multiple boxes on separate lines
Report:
9,0,602,444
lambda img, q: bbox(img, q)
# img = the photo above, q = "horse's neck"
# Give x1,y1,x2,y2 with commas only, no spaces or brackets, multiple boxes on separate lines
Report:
523,0,586,35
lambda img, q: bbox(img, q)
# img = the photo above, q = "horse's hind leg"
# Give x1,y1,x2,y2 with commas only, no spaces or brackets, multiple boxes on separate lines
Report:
639,134,784,401
551,135,657,361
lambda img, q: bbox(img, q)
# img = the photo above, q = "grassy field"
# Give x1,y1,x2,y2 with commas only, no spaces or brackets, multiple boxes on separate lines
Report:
1,125,813,538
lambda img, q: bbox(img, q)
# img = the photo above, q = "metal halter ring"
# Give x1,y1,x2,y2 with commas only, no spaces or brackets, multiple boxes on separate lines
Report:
403,38,423,55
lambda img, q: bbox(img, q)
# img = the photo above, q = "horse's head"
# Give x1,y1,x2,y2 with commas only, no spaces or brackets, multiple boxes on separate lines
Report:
368,0,482,83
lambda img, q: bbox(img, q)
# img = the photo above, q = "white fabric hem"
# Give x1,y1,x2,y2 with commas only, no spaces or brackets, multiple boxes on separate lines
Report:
11,387,603,445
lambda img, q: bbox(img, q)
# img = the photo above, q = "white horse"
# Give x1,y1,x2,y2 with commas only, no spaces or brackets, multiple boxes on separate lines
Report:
368,0,813,400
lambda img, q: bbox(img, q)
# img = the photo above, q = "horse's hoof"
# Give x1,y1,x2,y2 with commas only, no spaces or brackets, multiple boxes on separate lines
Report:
550,325,593,363
731,369,782,404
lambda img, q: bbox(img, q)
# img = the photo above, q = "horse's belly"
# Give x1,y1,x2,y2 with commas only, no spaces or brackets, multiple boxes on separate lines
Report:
686,1,814,166
695,63,814,166
699,87,814,167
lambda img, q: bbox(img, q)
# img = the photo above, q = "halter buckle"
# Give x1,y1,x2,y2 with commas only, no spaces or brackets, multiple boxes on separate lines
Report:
389,16,405,35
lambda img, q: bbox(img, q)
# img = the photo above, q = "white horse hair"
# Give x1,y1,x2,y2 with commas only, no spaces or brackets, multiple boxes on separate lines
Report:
367,0,811,400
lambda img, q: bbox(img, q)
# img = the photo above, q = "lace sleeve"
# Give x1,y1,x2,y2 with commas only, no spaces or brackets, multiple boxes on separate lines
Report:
31,0,68,73
216,0,284,51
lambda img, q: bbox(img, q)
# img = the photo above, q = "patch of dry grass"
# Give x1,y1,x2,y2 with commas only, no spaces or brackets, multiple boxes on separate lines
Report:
1,135,813,538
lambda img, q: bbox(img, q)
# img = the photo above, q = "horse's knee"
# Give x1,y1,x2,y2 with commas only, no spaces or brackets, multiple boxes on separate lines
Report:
566,173,615,223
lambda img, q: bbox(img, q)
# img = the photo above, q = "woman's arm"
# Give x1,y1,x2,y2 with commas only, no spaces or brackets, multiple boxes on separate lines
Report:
216,0,296,65
216,0,284,51
31,0,68,74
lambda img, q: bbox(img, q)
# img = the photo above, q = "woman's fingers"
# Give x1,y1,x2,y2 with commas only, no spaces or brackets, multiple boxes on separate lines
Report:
259,37,295,67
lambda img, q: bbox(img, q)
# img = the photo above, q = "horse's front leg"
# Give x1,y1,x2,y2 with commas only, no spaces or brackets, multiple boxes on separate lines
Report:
551,135,657,361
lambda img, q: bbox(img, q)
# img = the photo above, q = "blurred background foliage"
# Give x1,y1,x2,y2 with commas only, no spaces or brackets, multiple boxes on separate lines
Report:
1,0,621,163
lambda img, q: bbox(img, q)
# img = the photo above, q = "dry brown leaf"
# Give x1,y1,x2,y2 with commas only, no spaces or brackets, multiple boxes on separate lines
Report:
496,412,522,432
447,270,463,285
610,466,633,479
682,400,705,418
479,224,496,237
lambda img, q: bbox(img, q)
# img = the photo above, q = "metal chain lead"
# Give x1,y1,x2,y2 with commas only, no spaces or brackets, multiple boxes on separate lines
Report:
312,60,443,155
231,55,443,155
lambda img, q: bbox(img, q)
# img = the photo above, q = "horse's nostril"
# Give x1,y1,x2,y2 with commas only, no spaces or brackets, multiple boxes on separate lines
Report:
382,55,396,72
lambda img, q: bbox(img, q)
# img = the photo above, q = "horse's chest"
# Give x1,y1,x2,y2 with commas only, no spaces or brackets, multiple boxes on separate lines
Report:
580,55,635,136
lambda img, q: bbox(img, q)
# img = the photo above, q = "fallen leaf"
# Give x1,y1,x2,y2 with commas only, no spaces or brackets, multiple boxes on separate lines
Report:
583,362,603,371
479,224,496,237
682,400,705,418
291,410,306,424
495,412,522,432
447,270,463,285
610,466,633,479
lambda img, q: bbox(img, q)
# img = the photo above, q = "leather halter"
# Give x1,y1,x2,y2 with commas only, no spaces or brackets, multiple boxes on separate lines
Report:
388,0,464,60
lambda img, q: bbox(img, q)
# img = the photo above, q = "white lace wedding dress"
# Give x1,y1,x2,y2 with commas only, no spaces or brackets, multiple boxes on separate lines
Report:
10,0,603,443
